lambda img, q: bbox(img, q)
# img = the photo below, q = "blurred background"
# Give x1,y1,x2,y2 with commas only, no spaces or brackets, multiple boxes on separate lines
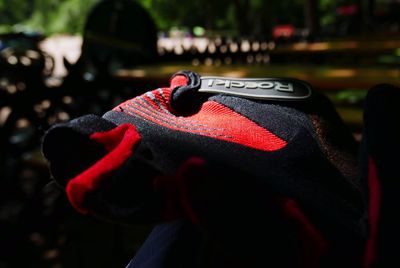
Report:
0,0,399,267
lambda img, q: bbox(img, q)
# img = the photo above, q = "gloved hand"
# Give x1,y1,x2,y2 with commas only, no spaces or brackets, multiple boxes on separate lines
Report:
42,70,366,267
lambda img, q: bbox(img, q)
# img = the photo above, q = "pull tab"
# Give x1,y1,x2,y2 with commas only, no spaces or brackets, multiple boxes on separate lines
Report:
199,77,312,101
169,71,204,115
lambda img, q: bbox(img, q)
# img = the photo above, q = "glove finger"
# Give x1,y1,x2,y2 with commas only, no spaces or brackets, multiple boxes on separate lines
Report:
171,157,328,268
361,84,400,267
43,115,165,222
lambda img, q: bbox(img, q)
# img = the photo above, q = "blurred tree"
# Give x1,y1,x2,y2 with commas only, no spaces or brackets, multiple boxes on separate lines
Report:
304,0,320,37
0,0,390,37
138,0,236,35
27,0,98,35
0,0,33,32
138,0,305,38
319,0,336,30
0,0,98,35
232,0,273,38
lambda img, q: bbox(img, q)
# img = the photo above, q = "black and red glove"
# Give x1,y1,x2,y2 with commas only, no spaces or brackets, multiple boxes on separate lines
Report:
361,84,400,268
42,70,366,267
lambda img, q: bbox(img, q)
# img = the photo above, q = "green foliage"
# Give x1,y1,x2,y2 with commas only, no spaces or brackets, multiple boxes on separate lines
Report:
136,0,307,37
32,0,98,34
0,0,32,27
0,0,98,35
319,0,336,28
0,0,371,37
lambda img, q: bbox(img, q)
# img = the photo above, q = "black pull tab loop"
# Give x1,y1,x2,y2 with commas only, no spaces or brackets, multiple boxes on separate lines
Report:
170,71,204,115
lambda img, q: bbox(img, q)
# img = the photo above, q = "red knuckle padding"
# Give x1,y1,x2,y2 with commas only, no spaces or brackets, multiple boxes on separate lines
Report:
66,124,141,214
